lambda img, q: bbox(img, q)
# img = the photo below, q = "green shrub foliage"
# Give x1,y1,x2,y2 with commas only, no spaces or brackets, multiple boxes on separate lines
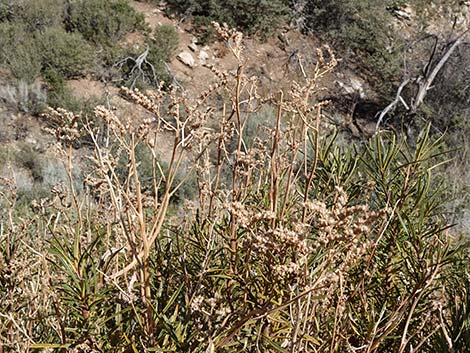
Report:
0,0,12,21
12,0,65,30
0,22,42,83
65,0,146,44
298,0,404,94
164,0,290,36
0,0,149,112
38,27,93,79
151,24,180,62
115,24,179,88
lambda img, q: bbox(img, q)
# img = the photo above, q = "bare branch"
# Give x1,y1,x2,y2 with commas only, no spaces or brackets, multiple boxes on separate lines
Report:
375,78,411,134
376,29,469,132
114,47,158,89
412,29,469,113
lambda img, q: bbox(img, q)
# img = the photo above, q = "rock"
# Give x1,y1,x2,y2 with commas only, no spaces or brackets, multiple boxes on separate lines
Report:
336,78,366,98
177,51,196,68
188,43,198,52
394,9,412,20
198,49,209,63
25,136,37,145
350,78,364,94
392,6,413,21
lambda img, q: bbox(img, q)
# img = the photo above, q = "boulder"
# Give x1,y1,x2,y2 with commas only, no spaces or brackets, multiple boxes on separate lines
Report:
198,49,209,63
336,78,365,98
177,51,196,68
391,5,413,21
188,42,198,52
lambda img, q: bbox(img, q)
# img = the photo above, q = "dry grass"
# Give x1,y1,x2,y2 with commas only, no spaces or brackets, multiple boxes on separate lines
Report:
0,24,468,352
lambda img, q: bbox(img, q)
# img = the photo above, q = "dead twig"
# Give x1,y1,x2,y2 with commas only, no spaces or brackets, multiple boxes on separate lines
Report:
114,47,158,89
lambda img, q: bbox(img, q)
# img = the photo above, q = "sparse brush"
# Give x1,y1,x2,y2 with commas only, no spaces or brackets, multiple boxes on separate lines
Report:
0,23,468,353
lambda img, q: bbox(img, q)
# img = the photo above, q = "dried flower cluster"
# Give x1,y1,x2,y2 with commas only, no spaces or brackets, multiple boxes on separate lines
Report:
42,107,83,145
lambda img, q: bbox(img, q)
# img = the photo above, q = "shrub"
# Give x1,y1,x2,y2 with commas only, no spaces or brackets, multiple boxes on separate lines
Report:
114,141,196,205
0,22,42,83
0,81,47,114
164,0,290,38
0,24,468,353
150,24,179,62
298,0,404,94
43,69,79,111
43,69,102,115
413,45,470,143
3,143,72,188
144,24,179,85
0,142,76,212
65,0,147,45
0,24,92,88
6,0,66,31
0,0,11,21
37,27,94,79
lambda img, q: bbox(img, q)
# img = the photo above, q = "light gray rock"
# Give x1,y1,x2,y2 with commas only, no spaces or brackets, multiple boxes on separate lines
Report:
394,9,412,20
198,49,209,63
177,51,196,68
337,78,366,98
392,6,413,21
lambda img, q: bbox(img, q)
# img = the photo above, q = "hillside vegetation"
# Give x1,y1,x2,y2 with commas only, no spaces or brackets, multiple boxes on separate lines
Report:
0,1,469,352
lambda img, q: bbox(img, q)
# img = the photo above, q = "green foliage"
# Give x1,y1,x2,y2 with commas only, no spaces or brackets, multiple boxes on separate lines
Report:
46,230,121,351
0,0,148,93
151,24,180,63
114,141,157,191
414,45,470,144
43,68,71,107
114,140,196,205
0,22,42,83
0,81,47,114
299,0,404,94
65,0,147,45
431,247,470,352
0,142,75,210
0,23,93,84
0,0,151,115
13,144,45,183
0,3,468,352
164,0,290,37
41,70,80,114
0,0,11,21
14,126,465,352
2,58,468,350
144,24,179,85
0,22,99,112
38,27,94,79
5,0,66,31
